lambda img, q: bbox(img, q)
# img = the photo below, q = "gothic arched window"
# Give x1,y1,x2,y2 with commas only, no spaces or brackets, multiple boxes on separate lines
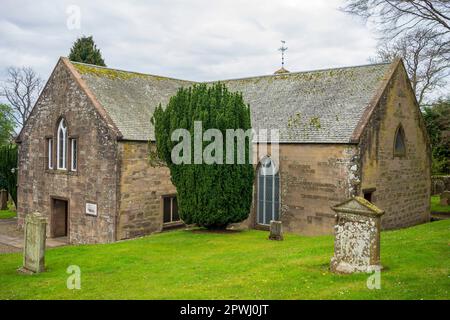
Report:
257,157,280,225
394,124,406,157
57,119,67,169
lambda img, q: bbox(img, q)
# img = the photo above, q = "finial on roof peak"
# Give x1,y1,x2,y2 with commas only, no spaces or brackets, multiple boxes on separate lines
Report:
274,67,290,74
276,40,289,74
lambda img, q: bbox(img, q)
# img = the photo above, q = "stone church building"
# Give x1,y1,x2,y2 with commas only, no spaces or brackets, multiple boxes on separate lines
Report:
16,57,431,244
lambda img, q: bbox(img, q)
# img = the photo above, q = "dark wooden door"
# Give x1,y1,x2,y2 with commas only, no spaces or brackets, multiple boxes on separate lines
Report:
52,199,68,237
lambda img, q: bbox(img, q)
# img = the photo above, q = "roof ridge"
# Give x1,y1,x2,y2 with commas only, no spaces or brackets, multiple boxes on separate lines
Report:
69,58,391,84
207,61,392,83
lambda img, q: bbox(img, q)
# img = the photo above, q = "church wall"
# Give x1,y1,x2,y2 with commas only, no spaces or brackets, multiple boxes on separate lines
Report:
17,60,119,244
117,141,177,239
241,143,359,235
358,64,431,229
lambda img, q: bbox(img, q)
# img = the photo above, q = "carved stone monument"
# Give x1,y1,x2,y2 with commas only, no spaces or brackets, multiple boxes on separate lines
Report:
330,197,384,274
19,212,47,274
269,220,283,241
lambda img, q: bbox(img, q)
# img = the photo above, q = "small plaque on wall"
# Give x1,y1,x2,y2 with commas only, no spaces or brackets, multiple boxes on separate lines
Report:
86,203,97,216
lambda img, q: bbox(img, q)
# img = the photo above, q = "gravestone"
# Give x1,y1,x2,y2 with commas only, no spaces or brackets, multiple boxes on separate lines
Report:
440,191,450,206
0,189,7,210
433,180,445,196
269,220,283,241
330,197,384,274
18,212,47,274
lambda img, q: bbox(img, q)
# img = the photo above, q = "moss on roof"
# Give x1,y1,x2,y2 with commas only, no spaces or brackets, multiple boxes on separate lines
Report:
70,60,392,142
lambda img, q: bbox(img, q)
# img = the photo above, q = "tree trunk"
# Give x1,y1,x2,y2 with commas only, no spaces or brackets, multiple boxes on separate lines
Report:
0,190,8,210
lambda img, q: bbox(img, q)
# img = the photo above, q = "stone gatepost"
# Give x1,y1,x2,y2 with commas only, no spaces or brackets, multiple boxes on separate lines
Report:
330,197,384,274
0,189,7,210
269,220,283,241
19,212,48,274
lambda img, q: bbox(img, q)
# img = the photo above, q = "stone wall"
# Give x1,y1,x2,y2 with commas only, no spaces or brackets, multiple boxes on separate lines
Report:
117,141,176,239
17,59,119,244
431,176,450,195
244,143,358,235
359,63,431,229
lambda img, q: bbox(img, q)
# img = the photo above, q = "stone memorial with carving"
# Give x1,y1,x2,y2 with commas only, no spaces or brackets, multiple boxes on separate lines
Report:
330,197,384,274
19,212,48,274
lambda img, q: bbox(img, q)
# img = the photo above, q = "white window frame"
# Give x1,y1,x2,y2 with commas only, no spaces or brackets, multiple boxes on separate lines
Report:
163,196,180,224
57,119,67,170
70,138,77,172
47,138,53,169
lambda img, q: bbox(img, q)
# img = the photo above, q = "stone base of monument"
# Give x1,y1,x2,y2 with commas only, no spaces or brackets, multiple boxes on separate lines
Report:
330,259,382,274
268,220,283,241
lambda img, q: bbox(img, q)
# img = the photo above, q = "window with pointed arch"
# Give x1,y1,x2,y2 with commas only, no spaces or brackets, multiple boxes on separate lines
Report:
394,124,406,157
257,157,280,225
57,118,67,169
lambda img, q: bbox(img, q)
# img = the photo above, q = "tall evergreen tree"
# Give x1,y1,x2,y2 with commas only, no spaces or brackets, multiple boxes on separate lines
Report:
68,36,106,66
152,83,254,229
0,144,18,206
0,104,15,146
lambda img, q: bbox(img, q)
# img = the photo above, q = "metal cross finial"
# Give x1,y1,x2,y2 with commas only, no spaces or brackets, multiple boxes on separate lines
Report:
278,40,288,68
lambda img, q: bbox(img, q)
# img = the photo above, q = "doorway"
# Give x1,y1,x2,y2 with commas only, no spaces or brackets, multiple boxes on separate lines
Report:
51,198,68,237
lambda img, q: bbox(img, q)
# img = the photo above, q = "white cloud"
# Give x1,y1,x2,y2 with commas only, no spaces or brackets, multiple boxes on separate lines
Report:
0,0,378,82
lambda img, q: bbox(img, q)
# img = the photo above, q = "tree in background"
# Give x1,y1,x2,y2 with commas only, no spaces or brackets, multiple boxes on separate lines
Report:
0,144,18,207
422,98,450,175
0,104,15,145
69,36,106,66
152,83,254,229
343,0,450,104
373,28,449,106
0,67,43,127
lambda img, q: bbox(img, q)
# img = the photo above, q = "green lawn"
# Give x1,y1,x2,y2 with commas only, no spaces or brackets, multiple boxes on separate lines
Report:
0,209,16,219
431,195,450,213
0,220,449,300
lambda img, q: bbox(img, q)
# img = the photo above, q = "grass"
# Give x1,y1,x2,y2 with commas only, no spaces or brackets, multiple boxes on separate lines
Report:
431,196,450,213
0,220,449,300
0,203,16,219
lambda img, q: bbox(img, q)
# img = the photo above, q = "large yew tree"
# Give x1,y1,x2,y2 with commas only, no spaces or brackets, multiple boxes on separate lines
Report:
152,83,254,229
69,36,106,66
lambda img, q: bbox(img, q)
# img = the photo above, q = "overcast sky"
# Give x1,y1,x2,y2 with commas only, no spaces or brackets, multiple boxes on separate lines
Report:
0,0,378,82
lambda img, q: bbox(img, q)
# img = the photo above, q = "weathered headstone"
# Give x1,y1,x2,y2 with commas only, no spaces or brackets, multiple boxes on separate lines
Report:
330,197,384,274
0,189,7,210
18,212,47,274
440,191,450,206
269,220,283,241
433,180,445,195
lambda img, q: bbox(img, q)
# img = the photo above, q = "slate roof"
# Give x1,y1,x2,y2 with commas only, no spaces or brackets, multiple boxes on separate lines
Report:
72,60,393,143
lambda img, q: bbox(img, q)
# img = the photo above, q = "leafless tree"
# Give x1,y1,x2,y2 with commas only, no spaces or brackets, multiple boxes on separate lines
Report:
373,28,450,105
342,0,450,39
343,0,450,104
1,67,43,127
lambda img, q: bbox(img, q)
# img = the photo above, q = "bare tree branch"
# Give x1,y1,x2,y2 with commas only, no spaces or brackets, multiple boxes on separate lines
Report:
373,28,450,105
0,67,43,127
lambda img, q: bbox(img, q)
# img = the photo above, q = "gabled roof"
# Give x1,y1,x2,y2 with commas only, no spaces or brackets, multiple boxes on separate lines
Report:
332,196,385,216
66,58,397,143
